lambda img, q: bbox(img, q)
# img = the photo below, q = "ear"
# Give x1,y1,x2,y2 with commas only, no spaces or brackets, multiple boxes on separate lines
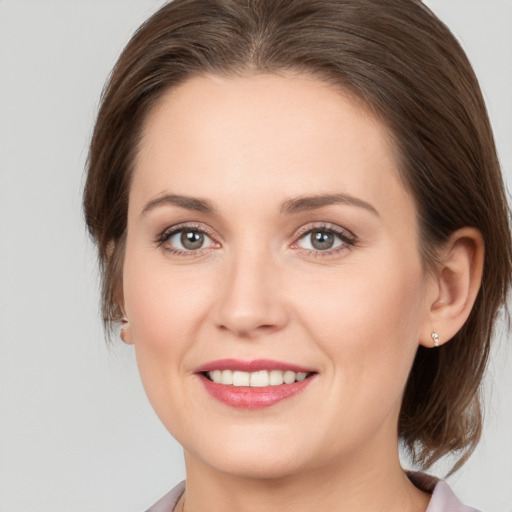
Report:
116,283,134,345
419,227,484,348
108,240,134,345
118,297,134,345
119,318,134,345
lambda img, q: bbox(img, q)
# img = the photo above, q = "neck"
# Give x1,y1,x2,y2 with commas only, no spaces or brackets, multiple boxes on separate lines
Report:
181,444,430,512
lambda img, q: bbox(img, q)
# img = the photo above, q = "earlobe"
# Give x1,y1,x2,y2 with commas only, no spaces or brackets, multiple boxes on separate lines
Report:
117,285,133,345
419,227,484,348
118,299,134,344
119,316,134,344
109,238,132,344
118,296,135,342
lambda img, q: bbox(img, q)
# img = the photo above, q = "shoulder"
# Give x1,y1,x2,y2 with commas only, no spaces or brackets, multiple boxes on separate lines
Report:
144,480,185,512
407,472,482,512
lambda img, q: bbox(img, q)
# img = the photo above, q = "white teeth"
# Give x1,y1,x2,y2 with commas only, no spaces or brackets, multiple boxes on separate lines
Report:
221,369,233,385
207,369,310,386
283,371,296,384
232,371,250,386
269,370,284,385
250,370,269,387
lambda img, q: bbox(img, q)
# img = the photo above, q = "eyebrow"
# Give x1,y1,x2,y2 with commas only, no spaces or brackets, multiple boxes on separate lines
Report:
280,193,379,217
141,194,217,216
140,192,379,217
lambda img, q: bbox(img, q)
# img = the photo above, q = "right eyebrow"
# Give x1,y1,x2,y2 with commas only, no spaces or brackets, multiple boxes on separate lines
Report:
280,193,379,217
140,193,217,216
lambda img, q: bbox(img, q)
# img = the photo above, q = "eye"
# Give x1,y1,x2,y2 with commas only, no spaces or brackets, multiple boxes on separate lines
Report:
299,229,340,251
295,225,355,254
159,226,216,254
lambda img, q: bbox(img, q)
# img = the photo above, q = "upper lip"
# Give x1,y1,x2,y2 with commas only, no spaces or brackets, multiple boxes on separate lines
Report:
194,359,316,374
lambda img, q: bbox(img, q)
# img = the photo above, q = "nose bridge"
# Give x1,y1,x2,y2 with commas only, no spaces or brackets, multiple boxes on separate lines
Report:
214,240,288,337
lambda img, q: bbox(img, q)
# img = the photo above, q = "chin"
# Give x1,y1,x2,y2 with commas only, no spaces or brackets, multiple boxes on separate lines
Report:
201,451,310,481
181,427,317,480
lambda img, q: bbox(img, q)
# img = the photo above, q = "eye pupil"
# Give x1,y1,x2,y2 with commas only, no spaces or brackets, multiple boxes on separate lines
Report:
181,230,204,250
311,230,334,250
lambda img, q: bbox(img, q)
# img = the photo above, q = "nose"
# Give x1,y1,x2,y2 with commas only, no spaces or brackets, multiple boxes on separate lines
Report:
213,250,289,338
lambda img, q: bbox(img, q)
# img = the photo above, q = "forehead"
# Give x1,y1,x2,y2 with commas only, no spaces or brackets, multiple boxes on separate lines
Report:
131,72,411,220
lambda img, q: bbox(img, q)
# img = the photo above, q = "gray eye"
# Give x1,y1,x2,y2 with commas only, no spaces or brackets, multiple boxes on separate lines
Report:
298,229,344,251
169,229,213,251
181,230,204,250
311,230,335,250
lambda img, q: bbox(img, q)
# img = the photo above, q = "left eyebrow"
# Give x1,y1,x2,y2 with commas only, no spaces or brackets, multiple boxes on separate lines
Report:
140,193,217,216
280,193,380,217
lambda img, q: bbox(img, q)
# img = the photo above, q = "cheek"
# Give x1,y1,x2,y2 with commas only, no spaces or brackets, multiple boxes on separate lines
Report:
121,248,214,408
122,254,220,440
293,258,426,394
289,260,426,451
295,258,424,337
124,249,213,347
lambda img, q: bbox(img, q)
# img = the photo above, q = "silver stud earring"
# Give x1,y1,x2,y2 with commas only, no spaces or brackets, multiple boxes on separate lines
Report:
431,331,440,348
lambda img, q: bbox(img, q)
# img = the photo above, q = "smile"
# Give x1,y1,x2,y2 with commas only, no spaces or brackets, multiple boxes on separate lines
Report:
196,359,316,409
205,369,310,387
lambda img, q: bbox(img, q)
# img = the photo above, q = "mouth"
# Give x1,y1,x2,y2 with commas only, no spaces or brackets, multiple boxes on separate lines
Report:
203,369,311,386
195,359,317,409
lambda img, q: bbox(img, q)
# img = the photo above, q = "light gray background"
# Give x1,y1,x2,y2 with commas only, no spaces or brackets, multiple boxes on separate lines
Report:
0,1,511,511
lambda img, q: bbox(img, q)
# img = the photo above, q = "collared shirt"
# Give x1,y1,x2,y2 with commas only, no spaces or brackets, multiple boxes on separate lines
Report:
145,474,481,512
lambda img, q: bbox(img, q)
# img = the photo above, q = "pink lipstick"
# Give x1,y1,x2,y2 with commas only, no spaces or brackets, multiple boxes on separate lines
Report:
195,359,316,409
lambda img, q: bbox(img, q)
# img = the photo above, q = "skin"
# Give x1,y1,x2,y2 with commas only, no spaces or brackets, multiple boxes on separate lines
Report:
120,72,483,512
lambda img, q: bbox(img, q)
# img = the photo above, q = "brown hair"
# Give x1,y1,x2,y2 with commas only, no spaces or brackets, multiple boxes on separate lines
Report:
83,0,512,473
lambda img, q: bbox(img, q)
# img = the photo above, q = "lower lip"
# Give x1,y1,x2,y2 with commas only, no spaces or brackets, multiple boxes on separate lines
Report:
198,374,314,409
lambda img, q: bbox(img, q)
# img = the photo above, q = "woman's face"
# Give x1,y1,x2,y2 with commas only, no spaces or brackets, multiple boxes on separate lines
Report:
123,73,435,478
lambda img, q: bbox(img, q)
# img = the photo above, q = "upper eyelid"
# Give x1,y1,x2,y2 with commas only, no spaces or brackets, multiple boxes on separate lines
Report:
293,222,356,241
157,221,356,248
159,222,217,239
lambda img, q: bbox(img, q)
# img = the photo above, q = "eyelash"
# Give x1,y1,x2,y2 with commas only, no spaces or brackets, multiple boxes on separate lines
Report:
156,222,218,257
156,222,357,258
292,223,357,257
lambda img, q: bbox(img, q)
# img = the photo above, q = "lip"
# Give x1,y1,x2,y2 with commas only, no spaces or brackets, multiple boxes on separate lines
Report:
195,359,317,410
195,358,315,374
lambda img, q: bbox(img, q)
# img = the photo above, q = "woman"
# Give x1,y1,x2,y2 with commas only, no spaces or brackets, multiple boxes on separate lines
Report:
83,0,511,511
